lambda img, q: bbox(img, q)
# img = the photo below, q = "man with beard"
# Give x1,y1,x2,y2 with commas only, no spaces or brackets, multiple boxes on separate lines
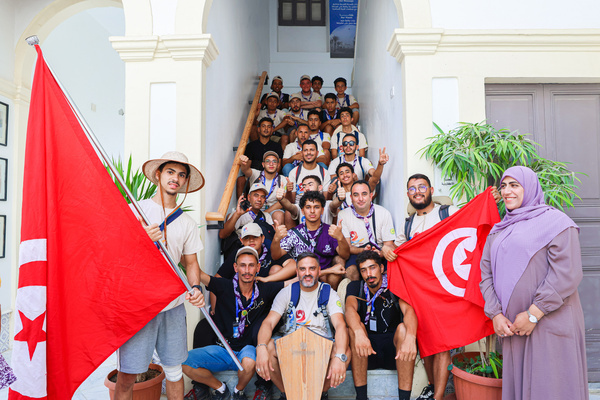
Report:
346,251,418,400
338,180,396,281
282,94,309,143
330,108,368,158
281,125,326,177
255,252,350,400
286,138,330,200
381,173,503,400
220,183,274,241
183,247,286,400
307,110,331,163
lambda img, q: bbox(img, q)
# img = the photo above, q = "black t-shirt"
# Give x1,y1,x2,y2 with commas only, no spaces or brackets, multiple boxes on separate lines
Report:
245,139,284,171
207,277,284,351
261,92,290,110
217,250,291,279
346,280,402,334
320,109,339,123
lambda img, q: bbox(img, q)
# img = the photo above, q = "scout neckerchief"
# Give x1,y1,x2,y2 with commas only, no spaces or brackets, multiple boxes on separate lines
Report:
310,131,324,143
299,223,324,251
248,209,264,222
266,109,278,121
337,94,351,109
350,203,379,250
232,274,259,338
301,91,313,102
292,140,303,167
258,243,268,266
364,274,388,325
340,154,358,170
324,109,339,121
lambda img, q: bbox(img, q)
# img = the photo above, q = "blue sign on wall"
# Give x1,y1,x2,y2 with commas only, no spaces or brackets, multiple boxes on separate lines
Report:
329,0,358,58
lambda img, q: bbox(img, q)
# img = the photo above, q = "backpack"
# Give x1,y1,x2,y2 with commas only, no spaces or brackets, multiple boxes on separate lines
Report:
404,205,450,241
285,282,332,337
294,163,327,194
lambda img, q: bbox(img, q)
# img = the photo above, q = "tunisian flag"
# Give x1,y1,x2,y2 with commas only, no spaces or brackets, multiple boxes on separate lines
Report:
10,45,187,399
388,188,499,357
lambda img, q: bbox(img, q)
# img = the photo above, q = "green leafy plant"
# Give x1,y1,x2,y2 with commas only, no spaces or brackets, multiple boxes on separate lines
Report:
452,352,503,379
420,121,581,210
105,155,156,202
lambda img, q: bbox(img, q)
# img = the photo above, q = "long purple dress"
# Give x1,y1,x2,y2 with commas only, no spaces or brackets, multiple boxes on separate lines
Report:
480,227,588,400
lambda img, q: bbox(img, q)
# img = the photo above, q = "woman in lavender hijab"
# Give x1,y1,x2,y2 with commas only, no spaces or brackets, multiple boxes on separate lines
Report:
480,166,588,400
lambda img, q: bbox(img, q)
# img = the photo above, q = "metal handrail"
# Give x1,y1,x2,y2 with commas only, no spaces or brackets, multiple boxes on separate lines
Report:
205,71,268,225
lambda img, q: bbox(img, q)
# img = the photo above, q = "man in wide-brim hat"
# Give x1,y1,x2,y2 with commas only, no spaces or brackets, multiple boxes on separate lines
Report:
115,151,206,400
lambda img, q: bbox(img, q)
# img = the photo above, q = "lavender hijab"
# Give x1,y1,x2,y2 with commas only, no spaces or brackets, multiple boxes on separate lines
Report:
489,166,578,314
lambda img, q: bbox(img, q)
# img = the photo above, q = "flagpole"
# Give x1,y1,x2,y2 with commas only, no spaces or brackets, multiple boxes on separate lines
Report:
26,36,244,371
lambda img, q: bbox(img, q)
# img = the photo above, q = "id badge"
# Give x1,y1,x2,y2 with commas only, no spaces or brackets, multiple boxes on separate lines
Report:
233,323,240,338
369,315,377,332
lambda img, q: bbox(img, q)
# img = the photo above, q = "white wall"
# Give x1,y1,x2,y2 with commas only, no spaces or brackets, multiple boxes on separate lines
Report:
43,7,125,159
268,0,354,98
0,0,16,83
430,0,600,30
203,0,271,274
352,0,406,225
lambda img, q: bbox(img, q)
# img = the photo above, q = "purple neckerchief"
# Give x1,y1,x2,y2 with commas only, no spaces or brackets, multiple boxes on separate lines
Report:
489,166,577,314
300,223,323,250
364,274,388,324
325,110,339,121
232,274,259,337
351,203,380,249
259,243,268,266
340,154,358,170
301,91,313,102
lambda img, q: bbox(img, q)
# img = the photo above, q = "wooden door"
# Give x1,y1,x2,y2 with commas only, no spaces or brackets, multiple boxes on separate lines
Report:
486,83,600,381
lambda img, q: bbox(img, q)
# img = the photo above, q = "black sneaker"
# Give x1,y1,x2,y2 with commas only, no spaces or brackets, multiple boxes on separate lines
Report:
321,392,328,400
253,383,272,400
233,390,249,400
213,384,232,400
184,384,211,400
278,393,286,400
417,384,434,400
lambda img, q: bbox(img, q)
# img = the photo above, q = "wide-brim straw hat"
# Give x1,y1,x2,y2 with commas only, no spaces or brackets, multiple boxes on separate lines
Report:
142,151,205,193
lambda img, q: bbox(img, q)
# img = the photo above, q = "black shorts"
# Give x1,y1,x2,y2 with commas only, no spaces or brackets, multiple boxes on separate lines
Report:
367,331,396,370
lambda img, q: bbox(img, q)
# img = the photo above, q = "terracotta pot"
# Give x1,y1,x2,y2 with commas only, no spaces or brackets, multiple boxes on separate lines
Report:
451,352,502,400
104,363,165,400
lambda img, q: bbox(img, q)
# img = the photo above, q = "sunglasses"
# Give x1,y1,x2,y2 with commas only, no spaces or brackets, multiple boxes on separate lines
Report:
342,141,356,146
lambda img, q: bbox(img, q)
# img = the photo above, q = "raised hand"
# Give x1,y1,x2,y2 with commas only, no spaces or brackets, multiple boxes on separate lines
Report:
239,155,250,167
273,220,288,241
378,147,389,165
276,181,286,201
337,185,346,201
328,224,344,241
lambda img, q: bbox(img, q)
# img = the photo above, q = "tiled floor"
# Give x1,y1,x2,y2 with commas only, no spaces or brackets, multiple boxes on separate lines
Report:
0,349,598,399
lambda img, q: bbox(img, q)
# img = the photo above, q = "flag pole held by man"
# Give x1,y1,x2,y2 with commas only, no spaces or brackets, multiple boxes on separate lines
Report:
10,39,223,400
388,187,500,358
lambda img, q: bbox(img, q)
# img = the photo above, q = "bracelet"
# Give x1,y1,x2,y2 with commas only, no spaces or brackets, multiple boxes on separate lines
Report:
257,343,267,348
192,285,202,292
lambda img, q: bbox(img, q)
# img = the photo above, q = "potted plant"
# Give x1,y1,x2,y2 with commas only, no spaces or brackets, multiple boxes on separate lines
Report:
104,363,165,400
420,121,581,210
450,335,502,400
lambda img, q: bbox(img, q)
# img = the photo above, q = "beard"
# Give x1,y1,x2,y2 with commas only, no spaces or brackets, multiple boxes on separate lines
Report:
300,275,317,288
410,191,432,210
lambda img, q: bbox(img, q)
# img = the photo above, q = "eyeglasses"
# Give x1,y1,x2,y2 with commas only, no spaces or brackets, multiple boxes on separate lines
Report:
263,160,278,164
407,185,429,195
342,141,356,146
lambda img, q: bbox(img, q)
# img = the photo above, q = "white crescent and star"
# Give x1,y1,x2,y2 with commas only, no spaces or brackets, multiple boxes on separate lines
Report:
431,228,477,297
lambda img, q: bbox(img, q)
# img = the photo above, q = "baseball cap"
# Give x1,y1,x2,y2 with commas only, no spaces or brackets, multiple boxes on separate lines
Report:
241,223,263,238
263,151,280,161
300,74,311,82
272,75,283,84
290,93,302,101
266,91,279,100
235,246,259,262
249,183,268,195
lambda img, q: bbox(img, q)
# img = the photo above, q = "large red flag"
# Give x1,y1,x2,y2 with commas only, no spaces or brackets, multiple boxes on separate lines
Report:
388,188,499,357
10,45,187,399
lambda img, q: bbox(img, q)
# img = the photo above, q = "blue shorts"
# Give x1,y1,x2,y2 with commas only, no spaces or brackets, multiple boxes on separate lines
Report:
184,344,256,371
118,304,188,374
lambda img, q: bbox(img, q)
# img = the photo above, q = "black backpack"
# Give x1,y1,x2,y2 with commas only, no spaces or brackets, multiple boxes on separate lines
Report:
404,205,450,241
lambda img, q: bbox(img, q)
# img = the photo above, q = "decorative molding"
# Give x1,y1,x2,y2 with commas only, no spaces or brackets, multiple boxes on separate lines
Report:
0,79,17,99
388,29,600,61
110,34,219,65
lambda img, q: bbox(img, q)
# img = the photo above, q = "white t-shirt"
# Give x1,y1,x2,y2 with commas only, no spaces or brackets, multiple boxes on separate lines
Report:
394,203,460,246
293,91,323,105
331,129,368,155
287,109,309,122
283,140,325,160
249,169,281,209
328,155,374,181
130,199,204,312
338,204,396,249
271,282,343,338
288,164,331,204
257,108,288,134
232,210,274,237
309,131,331,150
335,94,358,109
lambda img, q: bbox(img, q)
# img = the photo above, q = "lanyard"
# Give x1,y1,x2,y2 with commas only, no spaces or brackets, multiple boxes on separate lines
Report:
260,171,279,200
364,275,388,324
233,275,259,337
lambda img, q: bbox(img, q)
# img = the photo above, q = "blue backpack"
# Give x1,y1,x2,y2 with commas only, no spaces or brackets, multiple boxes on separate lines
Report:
285,282,332,336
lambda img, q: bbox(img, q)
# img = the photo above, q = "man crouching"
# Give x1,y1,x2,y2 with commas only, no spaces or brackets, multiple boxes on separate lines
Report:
345,251,417,400
255,252,351,399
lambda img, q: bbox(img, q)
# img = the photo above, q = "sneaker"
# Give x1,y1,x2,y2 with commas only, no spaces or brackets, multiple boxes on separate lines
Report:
185,385,211,400
278,393,287,400
320,392,329,400
233,390,249,400
253,384,272,400
417,384,434,400
213,384,232,400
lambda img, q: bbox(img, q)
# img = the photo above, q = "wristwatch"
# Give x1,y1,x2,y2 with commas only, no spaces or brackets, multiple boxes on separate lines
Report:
527,310,538,324
334,353,347,362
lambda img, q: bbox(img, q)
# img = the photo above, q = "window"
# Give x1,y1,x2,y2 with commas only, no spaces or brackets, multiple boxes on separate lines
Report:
279,0,326,26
